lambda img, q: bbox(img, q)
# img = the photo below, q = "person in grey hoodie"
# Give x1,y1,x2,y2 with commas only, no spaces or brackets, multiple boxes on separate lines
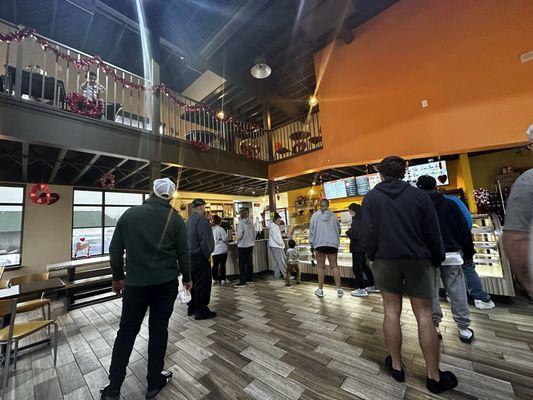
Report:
269,213,287,279
236,208,255,287
309,199,343,298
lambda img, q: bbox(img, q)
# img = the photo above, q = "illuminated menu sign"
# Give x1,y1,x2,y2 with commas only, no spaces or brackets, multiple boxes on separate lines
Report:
323,177,358,200
405,161,449,186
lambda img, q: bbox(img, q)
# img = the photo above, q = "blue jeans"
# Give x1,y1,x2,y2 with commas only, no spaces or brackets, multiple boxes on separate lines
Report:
462,262,491,302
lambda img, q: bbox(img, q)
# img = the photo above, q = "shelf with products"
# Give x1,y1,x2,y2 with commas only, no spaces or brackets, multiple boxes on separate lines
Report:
471,214,514,296
292,221,354,278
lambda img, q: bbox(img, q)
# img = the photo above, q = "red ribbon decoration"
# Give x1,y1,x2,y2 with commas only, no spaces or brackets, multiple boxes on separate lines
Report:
29,183,60,205
66,92,104,119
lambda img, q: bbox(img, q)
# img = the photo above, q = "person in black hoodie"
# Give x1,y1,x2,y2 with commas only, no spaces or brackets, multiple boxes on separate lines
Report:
346,203,377,297
362,156,457,395
417,175,475,344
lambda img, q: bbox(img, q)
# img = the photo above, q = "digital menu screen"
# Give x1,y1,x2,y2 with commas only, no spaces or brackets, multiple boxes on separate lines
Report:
405,161,449,186
323,177,358,200
355,175,370,196
368,173,382,190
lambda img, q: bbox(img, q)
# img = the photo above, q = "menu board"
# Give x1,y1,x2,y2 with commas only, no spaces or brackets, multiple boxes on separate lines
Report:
355,175,370,196
405,161,449,186
323,177,358,200
368,173,382,190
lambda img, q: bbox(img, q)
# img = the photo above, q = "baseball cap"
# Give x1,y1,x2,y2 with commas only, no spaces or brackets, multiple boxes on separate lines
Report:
191,198,206,208
153,178,176,200
416,175,437,190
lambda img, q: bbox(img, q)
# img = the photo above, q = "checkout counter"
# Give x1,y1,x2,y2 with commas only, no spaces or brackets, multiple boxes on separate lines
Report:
225,239,270,276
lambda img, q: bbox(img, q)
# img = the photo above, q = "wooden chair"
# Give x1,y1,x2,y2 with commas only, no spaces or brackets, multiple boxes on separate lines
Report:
0,267,4,280
8,273,52,320
0,298,58,398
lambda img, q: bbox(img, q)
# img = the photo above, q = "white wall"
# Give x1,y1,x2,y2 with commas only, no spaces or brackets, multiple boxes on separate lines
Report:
16,184,73,277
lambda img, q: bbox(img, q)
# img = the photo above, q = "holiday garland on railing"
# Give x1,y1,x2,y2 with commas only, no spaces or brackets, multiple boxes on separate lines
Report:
0,27,263,135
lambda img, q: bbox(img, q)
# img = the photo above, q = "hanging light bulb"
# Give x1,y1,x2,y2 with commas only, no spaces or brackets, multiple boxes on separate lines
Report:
217,110,225,119
250,56,272,79
308,95,319,107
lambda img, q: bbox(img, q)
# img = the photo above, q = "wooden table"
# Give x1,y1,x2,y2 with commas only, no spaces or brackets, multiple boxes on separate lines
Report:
0,277,65,361
47,256,110,282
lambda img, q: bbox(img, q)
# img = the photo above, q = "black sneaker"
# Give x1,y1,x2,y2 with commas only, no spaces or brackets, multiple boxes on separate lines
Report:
195,310,217,320
100,386,120,400
146,370,173,399
426,370,458,394
385,355,405,382
187,309,194,317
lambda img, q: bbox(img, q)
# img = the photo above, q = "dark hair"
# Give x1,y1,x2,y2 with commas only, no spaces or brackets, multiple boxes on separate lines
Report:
273,212,282,221
378,156,406,179
212,215,222,225
416,175,437,190
288,239,296,248
348,203,361,213
87,71,97,78
320,198,330,206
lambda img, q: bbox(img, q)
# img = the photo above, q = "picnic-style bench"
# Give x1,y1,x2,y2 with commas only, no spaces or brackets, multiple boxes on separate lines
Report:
46,256,120,310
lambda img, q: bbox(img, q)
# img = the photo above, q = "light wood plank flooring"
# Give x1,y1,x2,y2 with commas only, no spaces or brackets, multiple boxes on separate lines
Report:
5,275,532,399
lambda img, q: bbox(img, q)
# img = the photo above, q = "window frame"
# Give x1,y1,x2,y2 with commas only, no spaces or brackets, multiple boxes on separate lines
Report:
0,184,25,269
71,188,147,260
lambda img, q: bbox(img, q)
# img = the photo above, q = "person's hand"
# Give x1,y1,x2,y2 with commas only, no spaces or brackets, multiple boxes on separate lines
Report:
112,280,125,295
184,281,193,291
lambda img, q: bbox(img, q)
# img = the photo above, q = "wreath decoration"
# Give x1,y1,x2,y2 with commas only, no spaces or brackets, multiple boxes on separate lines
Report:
66,92,104,119
292,141,308,154
29,183,60,205
101,173,116,189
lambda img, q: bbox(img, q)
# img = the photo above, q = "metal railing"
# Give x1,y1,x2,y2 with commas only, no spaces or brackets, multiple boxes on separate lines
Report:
0,22,269,161
269,111,323,161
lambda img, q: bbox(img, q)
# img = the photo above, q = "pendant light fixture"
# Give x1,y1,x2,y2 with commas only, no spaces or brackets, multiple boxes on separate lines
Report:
250,56,272,79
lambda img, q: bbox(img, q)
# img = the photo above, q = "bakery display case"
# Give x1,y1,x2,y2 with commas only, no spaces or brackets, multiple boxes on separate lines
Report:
292,221,354,278
471,214,515,296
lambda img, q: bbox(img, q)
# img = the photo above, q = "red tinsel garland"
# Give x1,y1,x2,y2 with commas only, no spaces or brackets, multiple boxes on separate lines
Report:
1,27,263,135
28,183,60,205
66,92,104,119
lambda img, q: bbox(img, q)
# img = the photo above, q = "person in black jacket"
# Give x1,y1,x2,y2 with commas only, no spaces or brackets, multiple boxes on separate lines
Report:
186,198,216,320
417,175,475,344
346,203,377,297
362,156,457,394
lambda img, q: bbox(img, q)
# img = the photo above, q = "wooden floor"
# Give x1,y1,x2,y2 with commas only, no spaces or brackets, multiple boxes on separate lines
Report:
6,275,533,400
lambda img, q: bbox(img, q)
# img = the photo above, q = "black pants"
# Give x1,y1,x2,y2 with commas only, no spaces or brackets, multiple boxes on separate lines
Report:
352,252,374,289
238,246,254,284
108,279,178,391
188,254,213,317
212,253,228,282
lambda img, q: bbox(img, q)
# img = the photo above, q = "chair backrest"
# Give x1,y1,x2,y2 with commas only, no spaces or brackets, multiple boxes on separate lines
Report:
9,272,50,286
0,266,4,280
0,299,17,318
0,280,9,289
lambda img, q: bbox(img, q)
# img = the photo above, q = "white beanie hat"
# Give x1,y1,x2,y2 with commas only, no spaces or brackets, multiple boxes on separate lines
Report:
153,178,176,200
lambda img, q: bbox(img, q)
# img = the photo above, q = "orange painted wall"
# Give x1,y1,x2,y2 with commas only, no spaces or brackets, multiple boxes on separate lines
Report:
269,0,533,180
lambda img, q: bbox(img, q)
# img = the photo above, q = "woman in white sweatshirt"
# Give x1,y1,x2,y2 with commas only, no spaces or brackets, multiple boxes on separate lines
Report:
211,215,229,284
269,213,287,279
236,208,256,287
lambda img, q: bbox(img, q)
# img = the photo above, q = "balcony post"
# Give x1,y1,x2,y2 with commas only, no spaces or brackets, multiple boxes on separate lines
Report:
263,102,272,162
14,40,24,99
151,58,160,135
268,180,277,215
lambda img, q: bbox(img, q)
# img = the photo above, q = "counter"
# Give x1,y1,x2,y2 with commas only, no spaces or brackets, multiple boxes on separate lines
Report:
225,239,270,276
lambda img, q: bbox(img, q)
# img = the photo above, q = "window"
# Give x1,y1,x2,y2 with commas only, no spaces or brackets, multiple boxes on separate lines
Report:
0,186,24,268
72,189,145,258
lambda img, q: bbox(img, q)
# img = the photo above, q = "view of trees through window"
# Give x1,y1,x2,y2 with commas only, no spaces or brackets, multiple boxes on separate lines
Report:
72,190,146,258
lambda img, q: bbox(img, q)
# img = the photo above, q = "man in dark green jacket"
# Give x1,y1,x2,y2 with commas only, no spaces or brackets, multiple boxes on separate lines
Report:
101,178,192,400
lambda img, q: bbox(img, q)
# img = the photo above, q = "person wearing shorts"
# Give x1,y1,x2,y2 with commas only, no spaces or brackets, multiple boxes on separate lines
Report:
309,199,343,298
362,156,458,395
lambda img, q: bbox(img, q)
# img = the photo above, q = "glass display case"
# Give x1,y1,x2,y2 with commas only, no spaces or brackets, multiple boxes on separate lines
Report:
292,221,354,278
471,214,515,296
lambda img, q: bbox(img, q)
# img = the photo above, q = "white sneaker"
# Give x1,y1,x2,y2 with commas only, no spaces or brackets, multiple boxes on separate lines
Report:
474,299,495,309
337,288,344,298
459,328,474,343
235,283,248,288
351,289,369,297
366,286,380,293
221,280,226,285
212,280,218,285
314,288,324,298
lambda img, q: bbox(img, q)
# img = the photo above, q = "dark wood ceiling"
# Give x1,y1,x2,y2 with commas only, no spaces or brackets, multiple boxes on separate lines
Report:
0,0,397,127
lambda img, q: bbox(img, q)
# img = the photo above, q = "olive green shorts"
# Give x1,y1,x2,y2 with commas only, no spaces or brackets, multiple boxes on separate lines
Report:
372,259,436,299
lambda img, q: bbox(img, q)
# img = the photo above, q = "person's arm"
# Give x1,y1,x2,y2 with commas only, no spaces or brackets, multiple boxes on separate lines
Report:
502,174,533,295
361,196,377,260
422,197,445,266
454,204,475,261
199,218,215,259
175,216,191,284
309,215,316,248
237,222,244,243
109,215,126,293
